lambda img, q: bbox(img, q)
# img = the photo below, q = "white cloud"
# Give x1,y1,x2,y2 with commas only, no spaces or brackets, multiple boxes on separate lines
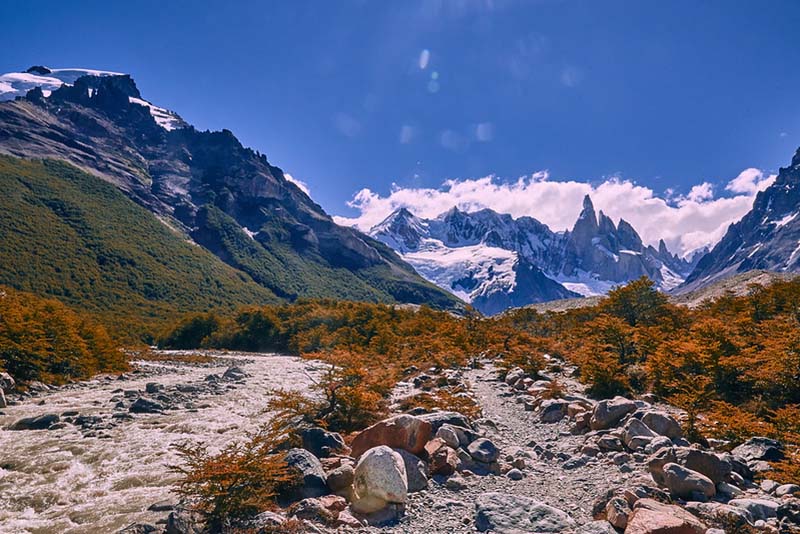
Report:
560,65,583,88
333,169,774,258
399,124,415,144
333,112,362,138
284,172,310,195
724,167,776,195
475,122,494,142
418,49,430,70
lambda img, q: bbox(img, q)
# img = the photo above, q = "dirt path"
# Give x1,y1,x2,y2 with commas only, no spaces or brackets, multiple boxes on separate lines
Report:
359,362,647,533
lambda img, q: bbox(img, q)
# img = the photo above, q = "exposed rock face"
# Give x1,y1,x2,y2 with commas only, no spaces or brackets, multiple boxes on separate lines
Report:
0,68,460,310
474,492,576,533
351,446,408,514
682,147,800,290
369,196,693,314
350,414,433,458
625,498,706,534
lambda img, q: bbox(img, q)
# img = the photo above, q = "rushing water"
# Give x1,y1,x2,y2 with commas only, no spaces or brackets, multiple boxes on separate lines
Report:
0,352,316,534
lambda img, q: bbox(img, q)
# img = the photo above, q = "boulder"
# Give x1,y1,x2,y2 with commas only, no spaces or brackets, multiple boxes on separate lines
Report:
468,438,500,464
683,501,752,528
622,418,658,450
731,437,784,462
435,425,460,449
351,446,408,514
417,411,471,433
8,413,60,430
326,464,355,494
301,427,347,458
0,390,6,408
129,398,164,414
625,498,706,534
605,496,631,529
393,449,428,492
641,411,682,439
776,484,800,497
505,367,524,386
222,366,247,380
674,448,731,485
728,498,779,521
290,497,336,523
429,444,458,476
645,436,673,455
590,397,637,430
439,423,477,446
662,463,715,499
597,435,625,452
284,448,328,501
539,399,569,423
351,415,432,458
0,371,15,392
474,492,576,533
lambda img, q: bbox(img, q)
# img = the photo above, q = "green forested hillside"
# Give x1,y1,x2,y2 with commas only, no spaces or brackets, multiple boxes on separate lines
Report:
0,156,278,338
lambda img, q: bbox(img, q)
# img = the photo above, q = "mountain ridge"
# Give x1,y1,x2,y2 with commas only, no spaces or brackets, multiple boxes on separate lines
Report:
0,67,461,317
369,198,696,314
680,147,800,292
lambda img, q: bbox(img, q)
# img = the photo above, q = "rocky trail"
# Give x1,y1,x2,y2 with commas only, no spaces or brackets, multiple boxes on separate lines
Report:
1,353,798,534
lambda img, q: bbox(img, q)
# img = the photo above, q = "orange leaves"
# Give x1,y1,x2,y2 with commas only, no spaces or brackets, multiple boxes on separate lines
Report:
172,425,295,529
0,285,125,384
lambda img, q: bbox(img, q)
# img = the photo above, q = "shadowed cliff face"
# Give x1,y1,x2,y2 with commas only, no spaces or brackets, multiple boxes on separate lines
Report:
682,148,800,291
0,71,460,309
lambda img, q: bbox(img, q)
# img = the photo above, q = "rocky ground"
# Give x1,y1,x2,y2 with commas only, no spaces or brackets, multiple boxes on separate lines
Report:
2,352,798,534
260,357,800,534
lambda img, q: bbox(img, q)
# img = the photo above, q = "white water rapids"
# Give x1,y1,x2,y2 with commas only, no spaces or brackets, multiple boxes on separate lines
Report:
0,352,317,534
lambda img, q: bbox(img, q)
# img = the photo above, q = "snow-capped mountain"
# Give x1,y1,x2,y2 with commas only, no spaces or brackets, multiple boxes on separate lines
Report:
681,147,800,292
0,66,459,310
370,197,697,314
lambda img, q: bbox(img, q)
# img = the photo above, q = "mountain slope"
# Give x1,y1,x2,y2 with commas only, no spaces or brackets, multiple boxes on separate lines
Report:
681,147,800,291
0,67,460,313
0,156,278,337
369,199,694,314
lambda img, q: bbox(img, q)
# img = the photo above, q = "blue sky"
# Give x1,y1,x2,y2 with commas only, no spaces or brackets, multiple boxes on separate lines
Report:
2,0,800,251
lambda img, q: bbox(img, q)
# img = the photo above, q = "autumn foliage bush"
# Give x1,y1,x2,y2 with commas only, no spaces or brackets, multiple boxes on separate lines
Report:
172,426,296,531
503,276,800,481
0,286,126,384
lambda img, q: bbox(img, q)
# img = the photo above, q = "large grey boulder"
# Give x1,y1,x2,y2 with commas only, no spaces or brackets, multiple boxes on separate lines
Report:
732,437,784,462
393,448,428,492
662,463,715,499
301,427,347,458
539,399,569,423
728,498,779,521
590,397,636,430
674,448,732,485
417,411,471,433
474,492,576,533
641,411,682,439
8,413,60,430
351,446,408,514
622,418,657,450
284,448,328,501
468,438,500,463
